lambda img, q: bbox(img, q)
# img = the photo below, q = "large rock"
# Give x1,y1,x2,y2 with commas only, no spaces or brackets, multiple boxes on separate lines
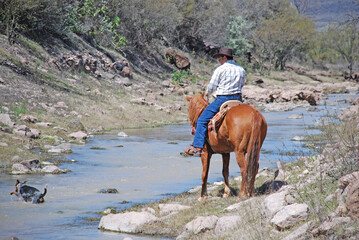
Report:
270,203,309,229
346,179,359,219
262,188,289,218
214,215,242,234
98,211,158,233
0,113,15,127
242,85,323,110
19,114,37,123
225,198,255,211
11,163,31,174
68,131,87,140
48,143,72,154
26,128,41,139
184,215,218,234
20,159,41,170
282,222,311,240
311,217,351,236
165,49,190,70
41,165,69,174
159,203,191,216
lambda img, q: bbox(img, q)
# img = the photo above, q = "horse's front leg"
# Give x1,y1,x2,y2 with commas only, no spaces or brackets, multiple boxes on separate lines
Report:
199,148,212,201
222,153,230,198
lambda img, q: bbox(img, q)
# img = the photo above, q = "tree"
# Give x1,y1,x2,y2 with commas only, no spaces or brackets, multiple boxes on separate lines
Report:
326,22,359,78
226,15,253,58
0,0,70,44
291,0,309,14
307,31,337,69
255,6,316,71
67,0,127,48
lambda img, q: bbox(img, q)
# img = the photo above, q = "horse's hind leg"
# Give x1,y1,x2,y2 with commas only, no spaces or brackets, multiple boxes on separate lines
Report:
235,150,247,198
222,153,230,198
199,149,212,201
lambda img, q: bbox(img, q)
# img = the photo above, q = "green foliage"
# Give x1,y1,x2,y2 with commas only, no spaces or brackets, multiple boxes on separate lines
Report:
325,22,359,76
11,101,27,120
66,0,127,48
18,37,47,61
256,5,316,71
226,15,253,57
308,31,338,65
171,70,199,84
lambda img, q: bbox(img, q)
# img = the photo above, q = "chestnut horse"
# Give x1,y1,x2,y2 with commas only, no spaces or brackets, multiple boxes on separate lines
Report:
186,94,267,200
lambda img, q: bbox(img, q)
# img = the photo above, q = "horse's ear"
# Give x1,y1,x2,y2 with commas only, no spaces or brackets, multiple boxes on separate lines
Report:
201,92,205,98
185,96,192,102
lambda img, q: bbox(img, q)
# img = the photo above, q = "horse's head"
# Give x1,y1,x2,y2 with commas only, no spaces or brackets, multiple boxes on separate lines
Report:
186,93,209,130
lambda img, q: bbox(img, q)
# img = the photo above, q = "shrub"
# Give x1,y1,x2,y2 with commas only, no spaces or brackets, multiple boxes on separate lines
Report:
172,70,199,84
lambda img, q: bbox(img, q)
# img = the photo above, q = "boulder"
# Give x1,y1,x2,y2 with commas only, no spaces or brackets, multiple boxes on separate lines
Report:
26,128,41,139
165,49,190,70
48,143,72,154
214,215,242,234
20,159,41,170
184,215,218,234
311,217,351,236
118,132,128,137
345,179,359,219
98,211,158,233
0,113,15,127
282,222,311,240
122,66,133,78
12,163,30,174
262,189,288,218
270,203,309,229
68,131,87,140
19,114,37,123
159,203,191,216
225,197,256,211
41,165,68,174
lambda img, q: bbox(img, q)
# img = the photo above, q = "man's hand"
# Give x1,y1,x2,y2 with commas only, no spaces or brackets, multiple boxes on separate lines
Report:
204,91,209,101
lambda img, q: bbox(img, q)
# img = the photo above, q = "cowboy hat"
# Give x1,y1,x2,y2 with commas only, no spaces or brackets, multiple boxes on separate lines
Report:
213,48,236,58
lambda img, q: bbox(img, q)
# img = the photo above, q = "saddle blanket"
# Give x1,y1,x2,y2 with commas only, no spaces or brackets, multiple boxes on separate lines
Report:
208,100,242,132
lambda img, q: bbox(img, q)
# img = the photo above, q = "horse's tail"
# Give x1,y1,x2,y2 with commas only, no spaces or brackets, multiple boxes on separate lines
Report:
245,112,265,196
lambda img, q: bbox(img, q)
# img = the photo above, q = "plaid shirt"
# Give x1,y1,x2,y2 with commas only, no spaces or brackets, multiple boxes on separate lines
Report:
206,60,246,96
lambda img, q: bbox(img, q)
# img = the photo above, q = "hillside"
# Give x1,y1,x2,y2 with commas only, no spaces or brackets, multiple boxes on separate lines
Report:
305,0,359,29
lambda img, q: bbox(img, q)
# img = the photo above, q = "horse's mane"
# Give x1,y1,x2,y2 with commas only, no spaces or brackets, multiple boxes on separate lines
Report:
188,94,209,127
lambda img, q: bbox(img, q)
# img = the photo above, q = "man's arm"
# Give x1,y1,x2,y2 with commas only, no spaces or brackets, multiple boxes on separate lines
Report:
206,68,221,96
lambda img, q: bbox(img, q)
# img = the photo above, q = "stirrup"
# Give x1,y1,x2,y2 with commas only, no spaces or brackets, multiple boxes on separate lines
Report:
184,143,193,154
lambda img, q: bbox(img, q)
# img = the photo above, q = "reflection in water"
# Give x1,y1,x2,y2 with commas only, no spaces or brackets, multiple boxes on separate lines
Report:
0,94,356,239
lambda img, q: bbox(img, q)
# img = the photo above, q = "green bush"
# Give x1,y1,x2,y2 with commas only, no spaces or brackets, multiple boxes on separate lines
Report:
66,0,127,48
12,101,27,121
171,70,199,84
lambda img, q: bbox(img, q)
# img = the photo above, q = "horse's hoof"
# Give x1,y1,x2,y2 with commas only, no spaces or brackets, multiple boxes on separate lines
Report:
198,196,207,201
223,193,230,198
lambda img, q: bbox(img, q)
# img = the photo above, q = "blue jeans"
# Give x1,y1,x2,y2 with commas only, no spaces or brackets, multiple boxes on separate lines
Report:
193,94,242,149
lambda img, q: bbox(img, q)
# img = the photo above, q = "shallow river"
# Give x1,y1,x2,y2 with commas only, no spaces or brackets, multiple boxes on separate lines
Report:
0,94,357,240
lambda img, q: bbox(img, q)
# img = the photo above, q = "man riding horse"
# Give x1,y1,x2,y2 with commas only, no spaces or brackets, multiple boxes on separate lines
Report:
185,48,246,157
185,48,267,199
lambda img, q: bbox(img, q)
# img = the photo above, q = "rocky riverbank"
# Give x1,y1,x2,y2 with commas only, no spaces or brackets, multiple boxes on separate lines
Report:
97,94,359,240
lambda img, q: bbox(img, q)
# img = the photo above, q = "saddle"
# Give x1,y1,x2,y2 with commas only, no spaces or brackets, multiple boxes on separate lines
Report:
208,100,242,134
